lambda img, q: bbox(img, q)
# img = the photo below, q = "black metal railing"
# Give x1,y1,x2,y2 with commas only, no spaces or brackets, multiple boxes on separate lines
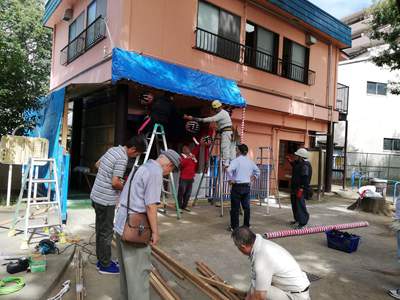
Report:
60,16,106,65
336,83,349,115
279,59,316,85
195,27,315,85
195,27,241,63
243,45,277,74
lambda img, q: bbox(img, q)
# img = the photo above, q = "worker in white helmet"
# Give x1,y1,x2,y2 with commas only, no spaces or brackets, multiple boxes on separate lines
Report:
287,148,312,229
184,100,234,167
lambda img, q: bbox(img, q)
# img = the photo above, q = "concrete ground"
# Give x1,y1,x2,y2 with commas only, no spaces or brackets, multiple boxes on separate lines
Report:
3,194,400,299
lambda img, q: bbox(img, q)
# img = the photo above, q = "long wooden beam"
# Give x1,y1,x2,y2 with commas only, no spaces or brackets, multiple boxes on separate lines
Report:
152,246,229,300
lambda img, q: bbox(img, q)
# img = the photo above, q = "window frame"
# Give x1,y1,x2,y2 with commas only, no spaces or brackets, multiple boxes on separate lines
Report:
244,21,279,74
196,0,241,62
282,38,310,84
383,138,400,151
367,81,388,96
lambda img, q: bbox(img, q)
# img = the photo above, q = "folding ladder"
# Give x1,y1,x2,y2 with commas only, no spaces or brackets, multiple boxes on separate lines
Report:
134,123,181,219
9,158,62,249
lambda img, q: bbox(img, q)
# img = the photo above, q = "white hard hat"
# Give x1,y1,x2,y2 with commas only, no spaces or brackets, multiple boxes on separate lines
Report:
294,148,309,159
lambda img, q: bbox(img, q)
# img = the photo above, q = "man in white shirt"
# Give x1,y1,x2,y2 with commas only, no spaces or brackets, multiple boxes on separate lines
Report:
232,226,311,300
184,100,234,166
227,144,260,230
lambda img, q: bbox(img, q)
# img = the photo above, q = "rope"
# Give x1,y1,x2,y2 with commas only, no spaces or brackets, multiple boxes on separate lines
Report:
0,277,25,295
240,107,246,143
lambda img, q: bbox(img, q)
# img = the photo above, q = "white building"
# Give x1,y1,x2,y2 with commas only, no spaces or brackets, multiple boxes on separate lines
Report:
337,10,400,154
335,10,400,180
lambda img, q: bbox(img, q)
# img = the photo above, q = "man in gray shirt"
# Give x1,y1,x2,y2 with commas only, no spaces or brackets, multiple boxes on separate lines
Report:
114,149,181,300
184,100,234,166
90,136,146,274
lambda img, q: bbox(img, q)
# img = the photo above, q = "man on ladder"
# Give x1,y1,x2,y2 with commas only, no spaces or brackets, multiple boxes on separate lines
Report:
184,100,234,167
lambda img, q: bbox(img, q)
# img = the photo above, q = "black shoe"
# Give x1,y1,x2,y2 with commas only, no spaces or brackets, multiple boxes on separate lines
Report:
290,221,298,225
226,226,233,232
182,207,191,212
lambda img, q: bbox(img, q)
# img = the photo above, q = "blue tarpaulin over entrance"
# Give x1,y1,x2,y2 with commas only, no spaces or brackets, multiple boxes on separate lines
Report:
33,87,69,221
111,48,246,107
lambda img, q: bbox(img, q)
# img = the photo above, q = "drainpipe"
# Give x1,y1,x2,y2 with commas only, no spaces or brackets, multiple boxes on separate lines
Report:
324,43,334,192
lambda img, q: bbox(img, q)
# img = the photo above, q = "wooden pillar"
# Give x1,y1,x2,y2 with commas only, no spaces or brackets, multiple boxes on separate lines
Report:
114,84,128,146
61,97,69,148
70,99,83,170
343,119,349,190
325,122,334,192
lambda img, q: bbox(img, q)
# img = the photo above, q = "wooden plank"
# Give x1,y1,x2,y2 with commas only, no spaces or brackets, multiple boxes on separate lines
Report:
153,269,181,300
152,251,185,280
152,246,229,300
150,272,175,300
197,275,246,299
196,263,241,300
197,262,246,300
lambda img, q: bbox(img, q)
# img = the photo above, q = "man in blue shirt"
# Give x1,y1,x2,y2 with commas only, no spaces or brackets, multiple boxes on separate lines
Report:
227,144,260,230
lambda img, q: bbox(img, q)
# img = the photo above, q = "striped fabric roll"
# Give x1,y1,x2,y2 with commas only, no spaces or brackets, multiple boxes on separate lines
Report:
264,221,369,239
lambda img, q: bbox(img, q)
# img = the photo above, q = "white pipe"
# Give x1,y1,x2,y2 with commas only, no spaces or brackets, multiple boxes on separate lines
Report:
6,165,12,206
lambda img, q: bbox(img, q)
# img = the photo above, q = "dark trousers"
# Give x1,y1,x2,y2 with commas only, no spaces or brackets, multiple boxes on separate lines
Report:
290,193,309,226
230,184,251,229
178,179,193,209
93,201,115,267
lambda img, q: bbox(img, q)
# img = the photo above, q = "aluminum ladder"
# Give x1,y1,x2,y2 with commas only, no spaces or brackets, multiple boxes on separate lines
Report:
9,158,62,249
134,123,181,219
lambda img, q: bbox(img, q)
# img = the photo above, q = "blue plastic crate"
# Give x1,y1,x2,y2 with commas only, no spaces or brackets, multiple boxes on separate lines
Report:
325,230,360,253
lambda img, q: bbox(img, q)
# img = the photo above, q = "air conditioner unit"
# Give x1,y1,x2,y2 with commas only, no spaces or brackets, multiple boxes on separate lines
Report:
63,9,73,21
0,135,49,165
306,34,317,46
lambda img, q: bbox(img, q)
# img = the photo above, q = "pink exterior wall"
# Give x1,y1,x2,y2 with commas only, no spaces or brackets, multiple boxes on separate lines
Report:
46,0,124,90
126,0,339,122
46,0,343,179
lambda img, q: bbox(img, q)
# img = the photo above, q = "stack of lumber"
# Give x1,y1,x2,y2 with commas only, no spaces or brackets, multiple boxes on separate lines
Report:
151,245,246,300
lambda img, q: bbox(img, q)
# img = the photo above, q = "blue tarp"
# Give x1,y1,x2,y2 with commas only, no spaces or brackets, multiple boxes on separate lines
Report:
111,48,246,107
33,87,69,221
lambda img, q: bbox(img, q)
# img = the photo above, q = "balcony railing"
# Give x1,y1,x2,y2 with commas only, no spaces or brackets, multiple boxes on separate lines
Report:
336,83,349,115
60,16,106,65
195,27,315,85
279,60,315,85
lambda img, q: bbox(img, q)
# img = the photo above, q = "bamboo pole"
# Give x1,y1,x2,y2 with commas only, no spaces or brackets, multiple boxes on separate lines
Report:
150,272,175,300
152,269,181,300
152,246,229,300
152,251,185,280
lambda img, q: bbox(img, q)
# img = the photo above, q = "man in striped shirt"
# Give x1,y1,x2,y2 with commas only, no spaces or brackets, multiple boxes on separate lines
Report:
90,135,146,274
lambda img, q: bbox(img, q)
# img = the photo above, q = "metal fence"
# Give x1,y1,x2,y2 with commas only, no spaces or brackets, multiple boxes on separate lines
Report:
198,156,271,201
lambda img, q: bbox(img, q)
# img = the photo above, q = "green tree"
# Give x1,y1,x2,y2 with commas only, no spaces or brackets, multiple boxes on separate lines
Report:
369,0,400,94
0,0,51,136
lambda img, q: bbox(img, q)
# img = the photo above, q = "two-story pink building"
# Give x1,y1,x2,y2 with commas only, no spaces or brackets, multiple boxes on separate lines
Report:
43,0,350,189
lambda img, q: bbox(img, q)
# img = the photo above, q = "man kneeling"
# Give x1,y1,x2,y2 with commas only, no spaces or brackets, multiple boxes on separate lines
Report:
232,226,311,300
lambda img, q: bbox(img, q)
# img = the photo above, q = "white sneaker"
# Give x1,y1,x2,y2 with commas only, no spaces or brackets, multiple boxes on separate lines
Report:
388,289,400,299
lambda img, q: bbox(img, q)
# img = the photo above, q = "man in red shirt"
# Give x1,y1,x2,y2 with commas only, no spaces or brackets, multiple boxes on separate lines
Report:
178,145,197,211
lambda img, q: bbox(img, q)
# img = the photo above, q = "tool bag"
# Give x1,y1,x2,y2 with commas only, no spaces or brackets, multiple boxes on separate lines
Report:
121,167,152,246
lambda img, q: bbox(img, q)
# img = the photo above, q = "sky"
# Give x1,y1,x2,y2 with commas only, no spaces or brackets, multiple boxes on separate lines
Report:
308,0,374,19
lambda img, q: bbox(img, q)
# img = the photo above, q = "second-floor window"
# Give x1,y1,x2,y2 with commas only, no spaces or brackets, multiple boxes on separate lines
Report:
68,12,85,61
244,22,278,73
384,138,400,151
86,0,107,47
196,1,241,62
282,38,310,84
367,81,387,96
